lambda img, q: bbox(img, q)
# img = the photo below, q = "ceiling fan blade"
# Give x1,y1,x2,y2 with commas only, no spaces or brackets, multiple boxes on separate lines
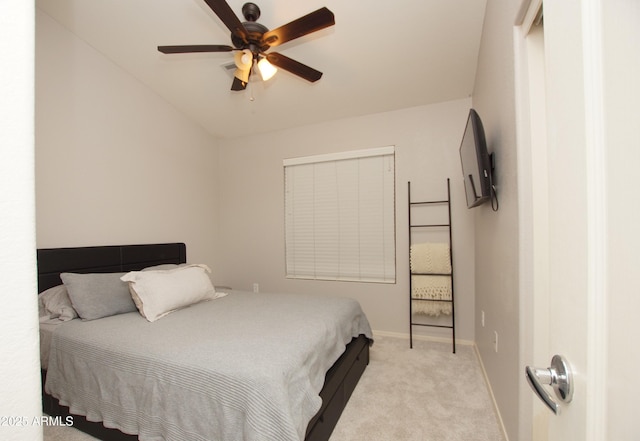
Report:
266,53,323,83
261,7,335,48
230,76,248,91
158,45,234,54
203,0,248,43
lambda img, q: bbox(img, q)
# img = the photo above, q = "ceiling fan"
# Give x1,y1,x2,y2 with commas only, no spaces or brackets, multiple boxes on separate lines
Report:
158,1,335,91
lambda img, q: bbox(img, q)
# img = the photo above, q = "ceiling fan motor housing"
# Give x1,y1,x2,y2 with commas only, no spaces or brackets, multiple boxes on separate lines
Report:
231,21,269,52
230,3,270,53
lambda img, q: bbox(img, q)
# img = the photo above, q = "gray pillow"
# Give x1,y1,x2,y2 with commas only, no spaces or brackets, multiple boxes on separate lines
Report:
60,272,137,320
38,284,78,322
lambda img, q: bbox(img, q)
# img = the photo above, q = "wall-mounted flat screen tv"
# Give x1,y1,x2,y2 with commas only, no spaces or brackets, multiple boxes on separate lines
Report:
459,109,492,208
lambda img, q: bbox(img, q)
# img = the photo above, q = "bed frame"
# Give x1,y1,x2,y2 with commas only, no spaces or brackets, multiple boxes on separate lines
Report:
38,243,370,441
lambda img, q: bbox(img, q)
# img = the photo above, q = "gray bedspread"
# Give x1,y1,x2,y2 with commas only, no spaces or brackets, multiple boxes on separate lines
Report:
45,291,372,441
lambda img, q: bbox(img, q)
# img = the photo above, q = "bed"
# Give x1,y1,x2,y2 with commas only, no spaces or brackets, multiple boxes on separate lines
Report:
38,243,372,441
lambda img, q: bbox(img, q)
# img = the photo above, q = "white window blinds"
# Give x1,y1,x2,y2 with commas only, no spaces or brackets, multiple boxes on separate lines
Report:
284,146,396,283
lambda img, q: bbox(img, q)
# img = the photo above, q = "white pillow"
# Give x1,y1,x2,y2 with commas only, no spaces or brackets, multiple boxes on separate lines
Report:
141,263,183,271
120,264,226,322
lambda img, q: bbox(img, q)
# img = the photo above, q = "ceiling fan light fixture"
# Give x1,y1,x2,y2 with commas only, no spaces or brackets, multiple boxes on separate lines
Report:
257,57,277,81
234,68,250,84
234,49,253,69
233,49,253,83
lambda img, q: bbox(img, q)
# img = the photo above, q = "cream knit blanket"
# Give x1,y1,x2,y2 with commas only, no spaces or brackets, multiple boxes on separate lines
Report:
410,242,452,316
410,243,451,274
411,275,452,316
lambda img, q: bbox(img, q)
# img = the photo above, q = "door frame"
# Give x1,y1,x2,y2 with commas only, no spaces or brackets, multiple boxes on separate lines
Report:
514,0,608,439
514,1,549,438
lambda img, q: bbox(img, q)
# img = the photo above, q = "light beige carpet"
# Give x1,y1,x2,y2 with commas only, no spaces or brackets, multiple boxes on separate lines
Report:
43,335,505,441
330,336,505,441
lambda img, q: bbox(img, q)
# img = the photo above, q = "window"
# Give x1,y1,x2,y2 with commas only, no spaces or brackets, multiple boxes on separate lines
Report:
284,146,395,283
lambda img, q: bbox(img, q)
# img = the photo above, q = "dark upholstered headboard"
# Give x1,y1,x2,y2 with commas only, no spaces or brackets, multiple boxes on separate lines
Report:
37,243,187,292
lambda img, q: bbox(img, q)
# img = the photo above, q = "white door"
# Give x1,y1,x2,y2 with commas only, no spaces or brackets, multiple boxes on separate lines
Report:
517,1,640,440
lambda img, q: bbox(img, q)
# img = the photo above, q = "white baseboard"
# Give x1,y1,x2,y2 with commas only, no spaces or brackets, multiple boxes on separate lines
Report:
371,329,474,346
473,344,510,441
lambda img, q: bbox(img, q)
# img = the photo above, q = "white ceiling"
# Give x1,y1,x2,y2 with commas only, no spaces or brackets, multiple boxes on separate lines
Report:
36,0,487,139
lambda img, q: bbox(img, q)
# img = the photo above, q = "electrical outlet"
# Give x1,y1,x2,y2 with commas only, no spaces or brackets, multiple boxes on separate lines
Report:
253,283,259,293
494,331,499,353
481,310,485,327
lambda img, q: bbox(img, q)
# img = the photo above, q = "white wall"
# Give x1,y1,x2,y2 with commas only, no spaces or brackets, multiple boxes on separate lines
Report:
0,1,43,440
472,0,522,439
35,10,219,266
215,99,477,340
